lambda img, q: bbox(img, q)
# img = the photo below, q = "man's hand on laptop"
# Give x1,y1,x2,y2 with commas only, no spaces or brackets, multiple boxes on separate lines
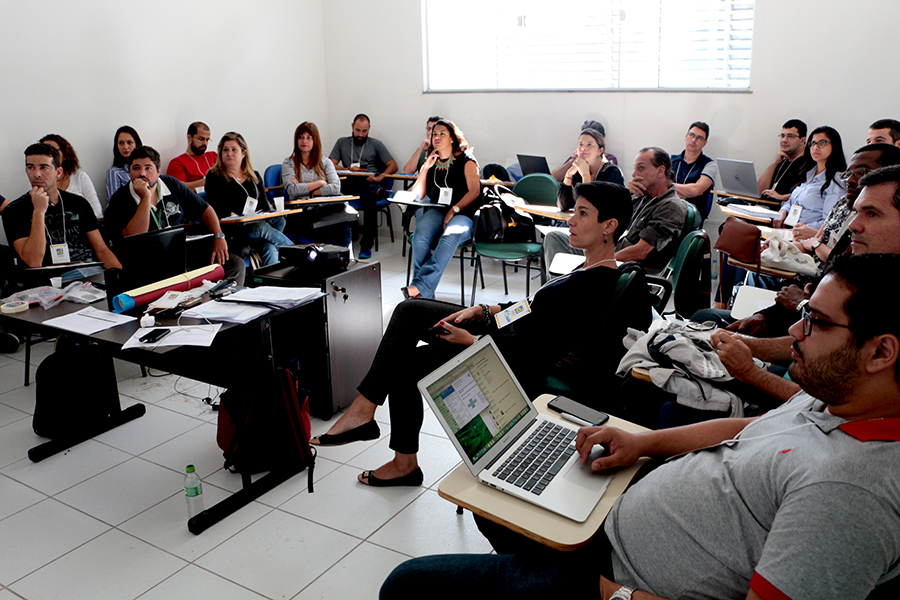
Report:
576,426,643,472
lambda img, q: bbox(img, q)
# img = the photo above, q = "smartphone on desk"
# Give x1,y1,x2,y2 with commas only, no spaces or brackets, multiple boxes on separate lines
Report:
139,328,171,344
548,396,609,427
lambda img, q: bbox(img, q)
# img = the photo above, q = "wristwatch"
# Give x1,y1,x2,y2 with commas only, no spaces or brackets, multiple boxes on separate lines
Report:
609,586,635,600
810,239,821,249
452,205,460,214
214,231,226,240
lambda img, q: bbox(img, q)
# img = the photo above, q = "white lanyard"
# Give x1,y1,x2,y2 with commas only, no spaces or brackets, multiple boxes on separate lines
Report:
44,193,67,246
350,141,367,166
676,158,698,185
189,153,213,177
772,156,800,190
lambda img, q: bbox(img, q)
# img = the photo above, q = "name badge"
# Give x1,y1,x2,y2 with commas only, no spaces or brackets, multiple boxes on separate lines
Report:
438,187,453,206
50,243,70,265
494,299,531,329
785,205,802,227
350,162,361,169
242,197,258,216
829,231,840,246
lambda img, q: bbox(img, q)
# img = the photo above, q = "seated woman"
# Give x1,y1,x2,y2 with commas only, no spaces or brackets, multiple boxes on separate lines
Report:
105,126,142,200
311,181,651,487
774,125,846,232
281,122,350,247
404,119,483,299
557,128,625,211
40,134,102,219
205,132,292,267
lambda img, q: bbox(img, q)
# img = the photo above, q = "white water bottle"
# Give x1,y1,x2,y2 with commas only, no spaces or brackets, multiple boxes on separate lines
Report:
184,464,204,518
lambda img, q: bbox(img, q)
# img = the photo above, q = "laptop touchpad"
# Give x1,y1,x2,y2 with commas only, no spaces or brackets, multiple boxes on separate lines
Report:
563,445,611,492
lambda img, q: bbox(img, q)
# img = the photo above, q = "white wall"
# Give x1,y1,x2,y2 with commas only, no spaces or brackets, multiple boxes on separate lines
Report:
0,0,329,204
1,0,898,206
321,0,900,176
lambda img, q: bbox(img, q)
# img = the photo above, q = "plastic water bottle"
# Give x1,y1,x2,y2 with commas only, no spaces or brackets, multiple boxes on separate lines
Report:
184,464,204,518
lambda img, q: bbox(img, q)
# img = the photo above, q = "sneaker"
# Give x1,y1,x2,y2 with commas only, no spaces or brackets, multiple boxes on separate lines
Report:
358,248,372,259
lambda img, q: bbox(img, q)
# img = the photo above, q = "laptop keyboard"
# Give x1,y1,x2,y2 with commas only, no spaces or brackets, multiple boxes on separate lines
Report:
491,421,577,495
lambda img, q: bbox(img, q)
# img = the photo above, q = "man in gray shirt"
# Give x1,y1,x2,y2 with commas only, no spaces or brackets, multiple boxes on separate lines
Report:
329,113,398,258
381,252,900,600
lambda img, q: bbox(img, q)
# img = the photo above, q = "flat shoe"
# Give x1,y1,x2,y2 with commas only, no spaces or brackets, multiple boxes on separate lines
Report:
310,420,380,446
400,286,422,300
358,467,424,487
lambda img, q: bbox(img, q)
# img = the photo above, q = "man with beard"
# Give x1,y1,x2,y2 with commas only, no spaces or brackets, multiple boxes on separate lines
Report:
756,119,810,202
711,160,900,403
105,145,244,284
329,113,398,259
380,254,900,600
167,121,217,191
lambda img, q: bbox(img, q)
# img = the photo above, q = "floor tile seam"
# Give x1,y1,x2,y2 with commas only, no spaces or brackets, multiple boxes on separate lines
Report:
285,538,366,600
2,513,113,589
354,486,429,543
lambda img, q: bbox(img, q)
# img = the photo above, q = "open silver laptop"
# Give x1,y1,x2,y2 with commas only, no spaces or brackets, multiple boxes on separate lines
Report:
717,158,763,199
418,336,612,522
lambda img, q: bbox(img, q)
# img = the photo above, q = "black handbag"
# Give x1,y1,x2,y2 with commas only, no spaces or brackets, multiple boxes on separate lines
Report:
474,185,536,243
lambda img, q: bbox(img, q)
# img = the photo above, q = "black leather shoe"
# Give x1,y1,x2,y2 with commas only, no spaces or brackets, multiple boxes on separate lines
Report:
310,420,380,446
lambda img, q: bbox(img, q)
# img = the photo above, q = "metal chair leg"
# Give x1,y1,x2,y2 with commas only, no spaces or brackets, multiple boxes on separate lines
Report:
24,332,31,387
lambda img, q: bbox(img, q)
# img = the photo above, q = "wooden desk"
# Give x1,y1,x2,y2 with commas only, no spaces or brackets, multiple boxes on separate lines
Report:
219,208,307,225
714,190,781,207
284,194,359,207
437,394,649,551
514,202,572,222
727,256,797,279
719,204,777,224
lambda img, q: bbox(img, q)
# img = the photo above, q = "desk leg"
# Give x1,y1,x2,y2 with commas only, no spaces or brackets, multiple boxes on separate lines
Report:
28,403,146,462
187,466,302,535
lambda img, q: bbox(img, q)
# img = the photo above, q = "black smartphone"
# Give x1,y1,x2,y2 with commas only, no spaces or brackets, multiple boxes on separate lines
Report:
548,395,609,427
139,328,171,344
427,324,450,336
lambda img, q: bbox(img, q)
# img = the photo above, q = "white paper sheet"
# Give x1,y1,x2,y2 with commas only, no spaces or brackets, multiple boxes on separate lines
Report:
121,324,222,350
43,306,137,335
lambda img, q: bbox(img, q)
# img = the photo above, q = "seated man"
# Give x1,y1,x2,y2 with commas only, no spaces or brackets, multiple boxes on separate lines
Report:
671,121,717,220
105,146,244,285
381,253,900,600
401,115,441,174
543,147,687,276
329,113,398,259
866,118,900,147
712,163,900,404
756,118,810,202
4,143,120,270
166,121,216,191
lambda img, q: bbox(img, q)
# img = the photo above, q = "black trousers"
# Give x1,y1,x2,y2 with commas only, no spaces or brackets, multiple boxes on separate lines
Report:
357,298,471,454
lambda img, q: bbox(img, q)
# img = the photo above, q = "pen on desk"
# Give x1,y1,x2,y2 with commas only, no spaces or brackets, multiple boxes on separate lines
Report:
80,311,119,324
559,412,592,427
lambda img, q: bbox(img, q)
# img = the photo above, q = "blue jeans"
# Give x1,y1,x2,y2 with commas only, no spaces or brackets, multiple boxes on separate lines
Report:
246,217,292,266
410,207,473,299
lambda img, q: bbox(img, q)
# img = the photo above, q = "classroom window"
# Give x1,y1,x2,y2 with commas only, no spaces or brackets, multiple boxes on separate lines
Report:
422,0,754,91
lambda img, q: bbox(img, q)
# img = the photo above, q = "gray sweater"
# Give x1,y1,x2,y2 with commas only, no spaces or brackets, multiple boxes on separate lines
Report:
281,156,342,198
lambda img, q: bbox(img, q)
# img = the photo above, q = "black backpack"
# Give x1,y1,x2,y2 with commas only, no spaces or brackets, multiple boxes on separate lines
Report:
34,343,120,439
474,185,536,244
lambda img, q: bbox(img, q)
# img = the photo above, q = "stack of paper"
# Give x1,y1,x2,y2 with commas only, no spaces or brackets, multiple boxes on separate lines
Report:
182,300,271,324
218,286,323,310
727,204,781,219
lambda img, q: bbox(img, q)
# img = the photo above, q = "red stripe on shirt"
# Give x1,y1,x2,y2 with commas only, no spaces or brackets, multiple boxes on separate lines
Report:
750,572,793,600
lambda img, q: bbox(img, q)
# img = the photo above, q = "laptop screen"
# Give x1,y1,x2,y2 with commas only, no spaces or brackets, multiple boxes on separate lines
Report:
424,340,531,465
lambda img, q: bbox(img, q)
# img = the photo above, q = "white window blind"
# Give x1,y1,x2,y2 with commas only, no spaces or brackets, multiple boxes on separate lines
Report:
423,0,754,91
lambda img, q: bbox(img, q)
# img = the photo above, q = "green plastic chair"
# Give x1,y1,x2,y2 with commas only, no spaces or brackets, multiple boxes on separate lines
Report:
512,173,559,206
647,230,711,318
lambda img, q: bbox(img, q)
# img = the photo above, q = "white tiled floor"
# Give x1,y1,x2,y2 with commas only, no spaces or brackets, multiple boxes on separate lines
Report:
0,227,529,600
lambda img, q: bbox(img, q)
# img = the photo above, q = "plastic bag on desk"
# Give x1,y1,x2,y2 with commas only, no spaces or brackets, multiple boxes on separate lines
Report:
3,285,68,310
760,237,818,276
62,282,106,305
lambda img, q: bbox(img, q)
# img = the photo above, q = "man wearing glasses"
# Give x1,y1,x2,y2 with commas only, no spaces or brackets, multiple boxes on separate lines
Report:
713,163,900,402
381,254,900,600
757,119,810,202
671,121,717,220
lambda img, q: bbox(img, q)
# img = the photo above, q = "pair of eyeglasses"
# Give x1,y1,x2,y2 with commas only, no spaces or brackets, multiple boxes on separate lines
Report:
778,133,800,140
839,167,871,181
797,300,852,337
808,139,831,149
687,132,706,142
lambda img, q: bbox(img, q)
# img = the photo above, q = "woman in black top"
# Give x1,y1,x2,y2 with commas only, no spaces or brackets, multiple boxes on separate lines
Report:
403,119,483,299
205,132,292,266
557,128,624,211
310,181,651,487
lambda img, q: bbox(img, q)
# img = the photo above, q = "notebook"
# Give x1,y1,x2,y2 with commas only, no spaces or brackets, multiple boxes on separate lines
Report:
418,336,612,522
517,154,552,176
717,158,763,199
